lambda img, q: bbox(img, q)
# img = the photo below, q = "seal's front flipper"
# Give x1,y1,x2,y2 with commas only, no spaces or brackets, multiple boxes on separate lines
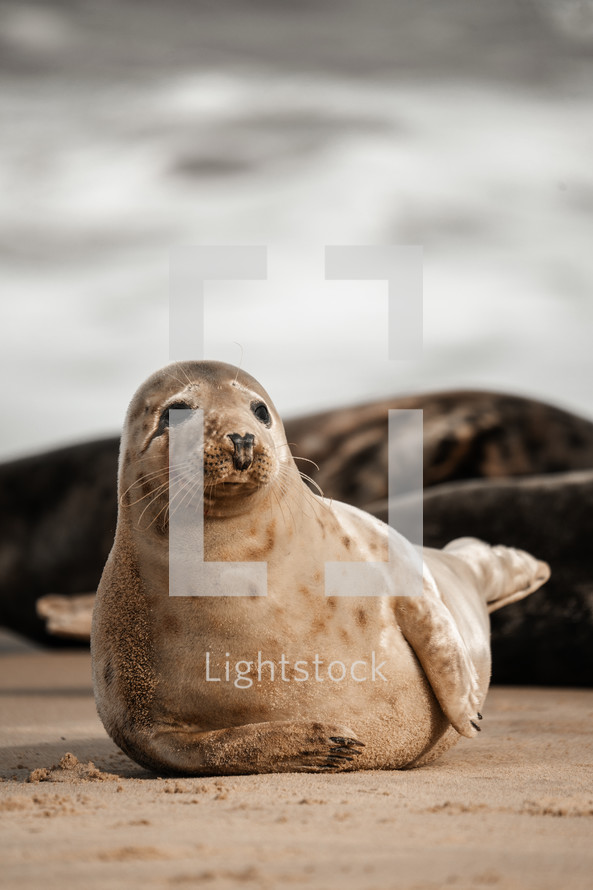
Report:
395,583,483,739
140,720,365,776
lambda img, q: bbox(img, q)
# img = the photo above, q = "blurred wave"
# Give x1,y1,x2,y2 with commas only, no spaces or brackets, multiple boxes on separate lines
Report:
0,1,592,458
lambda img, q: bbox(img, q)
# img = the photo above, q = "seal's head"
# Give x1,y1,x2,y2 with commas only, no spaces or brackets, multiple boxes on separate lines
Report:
119,361,293,531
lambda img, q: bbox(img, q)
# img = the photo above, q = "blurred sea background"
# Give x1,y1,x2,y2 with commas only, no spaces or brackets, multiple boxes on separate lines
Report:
1,0,592,460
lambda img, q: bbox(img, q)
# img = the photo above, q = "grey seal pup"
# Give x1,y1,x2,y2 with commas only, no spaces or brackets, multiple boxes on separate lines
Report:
91,361,549,775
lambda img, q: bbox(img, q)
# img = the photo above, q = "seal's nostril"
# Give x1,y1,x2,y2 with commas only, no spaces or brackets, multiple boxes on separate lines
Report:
227,433,255,471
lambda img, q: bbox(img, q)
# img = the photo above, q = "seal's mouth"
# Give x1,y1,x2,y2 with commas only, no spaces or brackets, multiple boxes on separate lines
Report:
217,481,255,490
209,478,262,495
202,478,264,514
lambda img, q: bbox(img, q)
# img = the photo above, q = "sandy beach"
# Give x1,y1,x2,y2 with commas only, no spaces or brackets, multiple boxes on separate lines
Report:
1,648,592,890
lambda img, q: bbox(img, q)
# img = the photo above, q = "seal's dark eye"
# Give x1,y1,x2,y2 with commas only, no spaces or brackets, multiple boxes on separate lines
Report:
157,401,193,435
251,401,271,427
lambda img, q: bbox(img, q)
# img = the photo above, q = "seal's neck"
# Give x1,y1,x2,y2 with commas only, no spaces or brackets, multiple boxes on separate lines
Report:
203,467,309,562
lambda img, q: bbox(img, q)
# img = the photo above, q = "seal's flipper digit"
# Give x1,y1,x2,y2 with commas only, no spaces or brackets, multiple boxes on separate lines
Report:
324,737,366,767
329,736,365,747
395,583,483,739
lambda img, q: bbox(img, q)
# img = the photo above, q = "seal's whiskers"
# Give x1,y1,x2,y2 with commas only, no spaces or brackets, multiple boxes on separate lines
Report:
169,472,205,520
297,471,325,499
121,460,194,505
125,478,170,509
293,455,321,473
138,467,200,529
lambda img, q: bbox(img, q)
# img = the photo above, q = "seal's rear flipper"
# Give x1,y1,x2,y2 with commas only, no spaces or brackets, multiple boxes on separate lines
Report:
443,537,551,614
36,593,95,640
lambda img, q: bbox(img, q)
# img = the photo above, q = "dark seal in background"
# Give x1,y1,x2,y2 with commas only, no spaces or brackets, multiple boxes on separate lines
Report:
1,390,592,687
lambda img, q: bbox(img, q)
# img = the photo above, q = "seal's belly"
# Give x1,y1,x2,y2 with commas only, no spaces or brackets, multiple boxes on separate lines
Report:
150,594,439,739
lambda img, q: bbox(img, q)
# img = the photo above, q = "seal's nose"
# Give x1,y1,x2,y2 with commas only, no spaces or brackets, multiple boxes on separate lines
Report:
227,433,255,471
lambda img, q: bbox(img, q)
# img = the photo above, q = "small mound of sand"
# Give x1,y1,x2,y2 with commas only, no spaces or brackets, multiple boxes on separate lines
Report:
28,753,118,784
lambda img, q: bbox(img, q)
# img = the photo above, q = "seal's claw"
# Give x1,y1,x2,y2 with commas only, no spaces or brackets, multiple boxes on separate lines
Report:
291,725,365,772
470,720,482,732
319,735,365,769
320,754,354,770
477,712,483,720
329,736,365,747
